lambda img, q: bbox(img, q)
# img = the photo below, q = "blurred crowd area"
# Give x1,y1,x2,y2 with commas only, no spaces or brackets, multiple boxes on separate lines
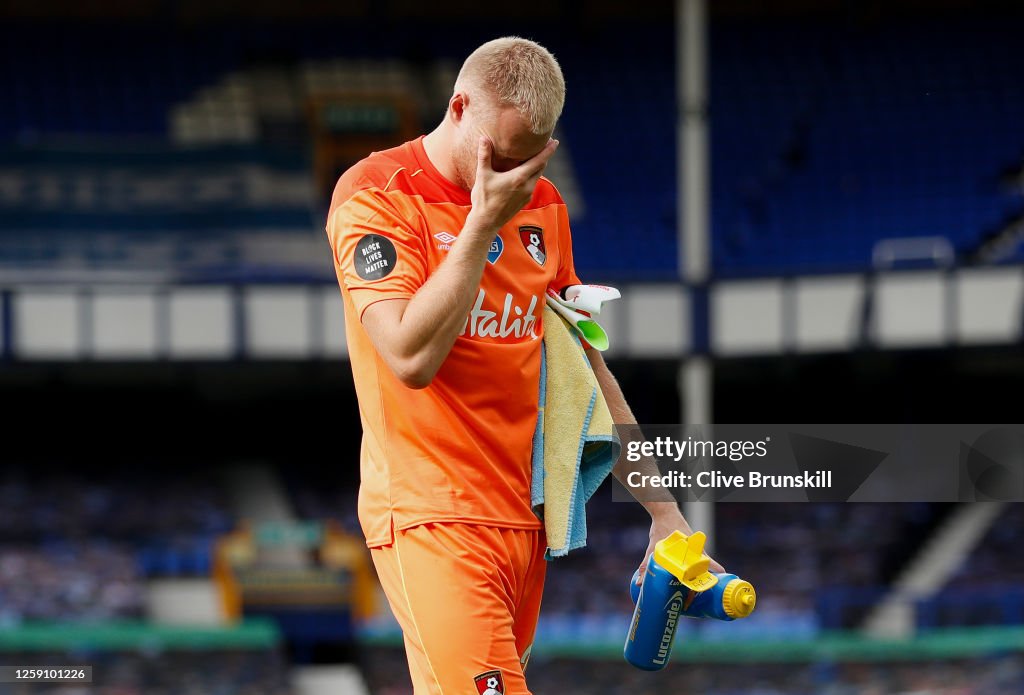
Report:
287,466,1023,630
533,496,951,618
715,502,951,606
285,479,360,538
290,471,968,622
3,455,1018,629
949,503,1024,587
0,467,231,543
0,463,229,624
362,646,1024,695
0,649,294,695
0,542,143,625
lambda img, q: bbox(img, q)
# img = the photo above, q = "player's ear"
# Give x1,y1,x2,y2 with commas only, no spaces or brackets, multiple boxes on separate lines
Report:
449,92,468,124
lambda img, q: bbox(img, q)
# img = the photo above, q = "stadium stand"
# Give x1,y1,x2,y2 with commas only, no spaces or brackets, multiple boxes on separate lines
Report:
0,466,230,541
0,542,144,624
286,481,361,538
710,18,1024,275
3,15,1022,278
0,464,231,577
4,3,1024,692
718,503,952,608
285,469,954,628
953,503,1024,587
919,503,1024,629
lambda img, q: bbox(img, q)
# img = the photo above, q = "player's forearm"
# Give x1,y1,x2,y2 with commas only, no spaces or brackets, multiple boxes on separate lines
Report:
588,349,679,510
389,216,497,386
591,350,720,570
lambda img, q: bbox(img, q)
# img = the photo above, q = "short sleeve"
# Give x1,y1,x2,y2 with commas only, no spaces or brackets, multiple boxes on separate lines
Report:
551,197,583,294
328,188,428,320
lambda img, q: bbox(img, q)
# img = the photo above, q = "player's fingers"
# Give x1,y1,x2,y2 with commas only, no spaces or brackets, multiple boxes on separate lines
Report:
476,135,493,169
636,563,646,585
522,145,559,188
636,551,653,585
523,168,547,192
519,139,559,177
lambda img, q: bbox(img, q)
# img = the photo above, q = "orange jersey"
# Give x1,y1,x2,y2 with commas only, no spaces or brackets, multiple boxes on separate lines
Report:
326,136,581,547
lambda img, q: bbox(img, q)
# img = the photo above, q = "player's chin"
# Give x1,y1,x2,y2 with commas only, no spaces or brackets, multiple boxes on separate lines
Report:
458,165,476,191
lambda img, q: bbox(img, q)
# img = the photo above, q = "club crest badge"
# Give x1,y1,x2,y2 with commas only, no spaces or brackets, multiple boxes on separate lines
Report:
474,670,504,695
518,225,546,266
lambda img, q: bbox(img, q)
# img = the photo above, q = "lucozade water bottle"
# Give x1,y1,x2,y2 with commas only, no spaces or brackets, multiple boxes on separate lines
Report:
624,531,756,671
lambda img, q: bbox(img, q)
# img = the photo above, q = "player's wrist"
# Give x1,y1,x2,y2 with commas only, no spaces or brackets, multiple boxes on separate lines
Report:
645,501,689,529
463,210,499,235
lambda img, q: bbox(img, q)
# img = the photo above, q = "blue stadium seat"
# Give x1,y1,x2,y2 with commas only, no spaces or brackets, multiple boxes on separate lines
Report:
2,17,1022,278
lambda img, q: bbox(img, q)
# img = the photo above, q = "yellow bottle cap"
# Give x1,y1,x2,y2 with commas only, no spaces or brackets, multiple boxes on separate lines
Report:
722,578,757,618
652,531,719,592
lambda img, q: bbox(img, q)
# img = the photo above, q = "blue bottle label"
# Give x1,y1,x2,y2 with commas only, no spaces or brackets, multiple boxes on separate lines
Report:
653,589,686,665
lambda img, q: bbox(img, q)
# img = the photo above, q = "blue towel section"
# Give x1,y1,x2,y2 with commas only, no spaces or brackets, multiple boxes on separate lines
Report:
531,339,620,560
529,343,548,516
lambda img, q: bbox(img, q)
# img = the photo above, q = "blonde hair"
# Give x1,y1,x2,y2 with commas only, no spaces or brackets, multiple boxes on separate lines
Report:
455,37,565,134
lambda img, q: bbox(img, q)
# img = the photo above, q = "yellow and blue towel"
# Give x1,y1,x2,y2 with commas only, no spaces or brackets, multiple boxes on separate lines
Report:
531,304,620,559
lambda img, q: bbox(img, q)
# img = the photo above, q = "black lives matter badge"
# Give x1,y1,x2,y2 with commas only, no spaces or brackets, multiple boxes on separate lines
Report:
354,234,397,281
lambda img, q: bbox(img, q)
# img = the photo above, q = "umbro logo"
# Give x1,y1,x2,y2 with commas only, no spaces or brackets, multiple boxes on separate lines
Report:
434,231,457,250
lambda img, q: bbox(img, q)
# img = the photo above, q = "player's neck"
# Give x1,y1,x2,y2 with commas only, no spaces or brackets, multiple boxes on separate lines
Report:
422,124,464,190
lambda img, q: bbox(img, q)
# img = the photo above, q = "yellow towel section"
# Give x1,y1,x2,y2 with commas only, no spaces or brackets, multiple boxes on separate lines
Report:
532,304,619,558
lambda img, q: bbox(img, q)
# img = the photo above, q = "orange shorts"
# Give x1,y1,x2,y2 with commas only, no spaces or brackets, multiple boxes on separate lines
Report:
370,523,547,695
